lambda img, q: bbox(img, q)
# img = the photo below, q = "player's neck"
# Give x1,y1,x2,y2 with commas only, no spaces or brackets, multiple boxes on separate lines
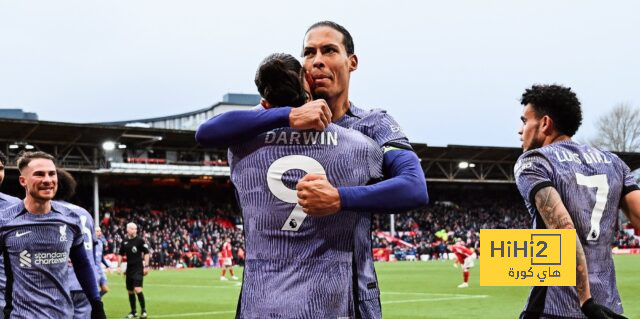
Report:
327,94,350,122
23,196,51,215
542,134,571,147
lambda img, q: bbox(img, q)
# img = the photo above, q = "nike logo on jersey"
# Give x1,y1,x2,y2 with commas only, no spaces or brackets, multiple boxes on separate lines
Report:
15,231,32,238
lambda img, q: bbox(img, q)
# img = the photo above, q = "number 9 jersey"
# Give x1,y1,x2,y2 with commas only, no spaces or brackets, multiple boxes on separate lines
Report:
229,123,383,319
514,140,637,318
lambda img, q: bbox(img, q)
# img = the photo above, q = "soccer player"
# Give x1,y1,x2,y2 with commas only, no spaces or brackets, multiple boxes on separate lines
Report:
196,21,428,318
449,240,475,288
0,151,20,318
54,168,107,319
515,84,637,319
219,237,237,281
0,151,105,319
211,52,384,317
117,222,150,319
95,226,109,295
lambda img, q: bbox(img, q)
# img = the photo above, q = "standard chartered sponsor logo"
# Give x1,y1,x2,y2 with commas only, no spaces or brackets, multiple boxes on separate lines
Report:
19,250,68,267
19,250,31,268
34,252,68,265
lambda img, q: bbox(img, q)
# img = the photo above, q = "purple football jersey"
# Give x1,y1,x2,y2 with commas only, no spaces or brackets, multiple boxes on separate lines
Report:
58,201,99,293
229,122,383,319
0,201,84,319
335,103,411,317
0,193,20,310
515,140,636,318
94,238,107,285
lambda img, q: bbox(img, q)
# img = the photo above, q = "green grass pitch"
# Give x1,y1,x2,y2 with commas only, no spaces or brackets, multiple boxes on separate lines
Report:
102,255,640,318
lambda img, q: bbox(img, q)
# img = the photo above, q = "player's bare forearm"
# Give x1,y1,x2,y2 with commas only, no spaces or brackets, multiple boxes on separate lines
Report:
573,234,590,305
621,190,640,229
144,254,150,266
534,186,591,305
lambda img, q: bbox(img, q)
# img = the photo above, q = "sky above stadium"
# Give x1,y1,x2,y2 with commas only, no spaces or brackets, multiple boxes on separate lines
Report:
1,1,639,147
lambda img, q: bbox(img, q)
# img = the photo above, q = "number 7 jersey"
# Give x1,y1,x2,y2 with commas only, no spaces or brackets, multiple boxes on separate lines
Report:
514,140,637,318
229,123,383,319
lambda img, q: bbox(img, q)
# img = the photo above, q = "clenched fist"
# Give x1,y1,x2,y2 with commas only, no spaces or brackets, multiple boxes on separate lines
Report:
296,174,341,216
289,99,332,131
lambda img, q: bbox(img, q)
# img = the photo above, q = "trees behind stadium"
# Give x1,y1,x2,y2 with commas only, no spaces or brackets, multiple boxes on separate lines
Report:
589,103,640,152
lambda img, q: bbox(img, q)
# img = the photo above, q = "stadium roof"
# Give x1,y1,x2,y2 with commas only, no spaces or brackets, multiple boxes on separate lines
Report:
0,118,196,149
2,118,640,182
418,144,640,183
0,108,38,121
95,93,259,129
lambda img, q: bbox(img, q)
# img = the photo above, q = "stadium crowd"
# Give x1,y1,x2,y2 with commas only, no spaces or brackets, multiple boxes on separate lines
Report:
614,229,640,249
371,200,530,261
99,201,244,269
99,198,639,267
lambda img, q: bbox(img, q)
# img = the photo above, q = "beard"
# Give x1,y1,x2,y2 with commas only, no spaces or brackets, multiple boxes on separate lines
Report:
312,90,330,101
28,186,56,201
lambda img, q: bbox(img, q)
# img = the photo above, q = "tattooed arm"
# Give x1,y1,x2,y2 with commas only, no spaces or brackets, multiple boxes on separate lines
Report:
534,186,591,306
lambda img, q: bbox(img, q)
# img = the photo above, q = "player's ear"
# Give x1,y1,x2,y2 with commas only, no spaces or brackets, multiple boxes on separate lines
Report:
348,54,358,72
18,174,26,188
540,115,554,134
260,98,272,109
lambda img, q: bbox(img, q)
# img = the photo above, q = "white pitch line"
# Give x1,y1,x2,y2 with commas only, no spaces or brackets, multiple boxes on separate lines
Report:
383,291,489,298
108,283,241,289
382,295,488,305
109,310,236,318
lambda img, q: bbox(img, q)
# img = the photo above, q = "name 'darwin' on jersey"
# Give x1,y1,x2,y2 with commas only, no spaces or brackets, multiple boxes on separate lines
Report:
264,131,339,146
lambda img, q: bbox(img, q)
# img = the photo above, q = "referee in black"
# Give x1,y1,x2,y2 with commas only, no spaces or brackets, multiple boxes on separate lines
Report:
117,222,150,319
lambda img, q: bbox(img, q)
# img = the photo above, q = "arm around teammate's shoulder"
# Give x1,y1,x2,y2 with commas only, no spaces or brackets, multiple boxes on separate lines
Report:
195,107,291,148
338,149,429,213
194,99,332,148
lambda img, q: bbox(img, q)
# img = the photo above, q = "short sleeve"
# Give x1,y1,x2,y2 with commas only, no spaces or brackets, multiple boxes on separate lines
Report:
119,241,127,256
141,241,150,254
371,110,412,150
72,220,84,247
617,157,640,196
514,151,555,206
366,140,384,180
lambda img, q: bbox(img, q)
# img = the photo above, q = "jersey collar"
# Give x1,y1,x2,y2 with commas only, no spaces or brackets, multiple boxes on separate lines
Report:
17,201,64,217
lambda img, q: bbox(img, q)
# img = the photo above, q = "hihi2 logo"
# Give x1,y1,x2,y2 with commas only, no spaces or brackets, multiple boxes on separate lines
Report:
480,229,576,286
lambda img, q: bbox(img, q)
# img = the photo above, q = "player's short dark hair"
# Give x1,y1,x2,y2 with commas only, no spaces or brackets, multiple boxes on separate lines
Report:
0,150,7,166
54,168,76,201
306,21,354,55
255,53,307,108
16,151,56,172
520,84,582,137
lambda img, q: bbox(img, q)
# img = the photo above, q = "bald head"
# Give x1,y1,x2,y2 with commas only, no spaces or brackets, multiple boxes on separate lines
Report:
126,222,138,238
